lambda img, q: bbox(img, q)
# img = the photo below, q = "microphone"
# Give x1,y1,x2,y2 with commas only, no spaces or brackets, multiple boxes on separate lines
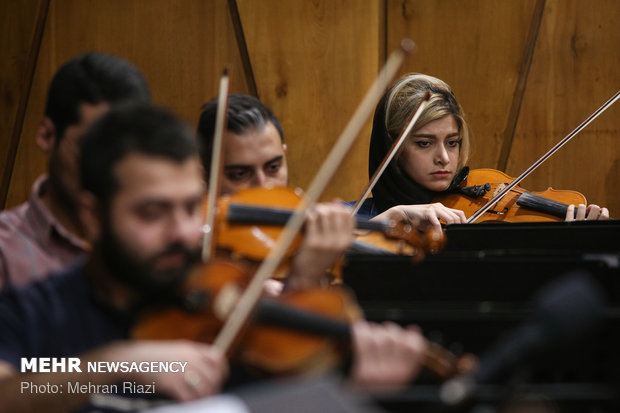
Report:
440,271,605,406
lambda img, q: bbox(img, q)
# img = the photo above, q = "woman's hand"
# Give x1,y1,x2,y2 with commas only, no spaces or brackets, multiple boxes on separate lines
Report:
565,204,610,221
372,203,466,232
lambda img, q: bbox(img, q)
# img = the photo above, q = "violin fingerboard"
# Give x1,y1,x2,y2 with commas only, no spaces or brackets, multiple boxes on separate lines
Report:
516,192,568,219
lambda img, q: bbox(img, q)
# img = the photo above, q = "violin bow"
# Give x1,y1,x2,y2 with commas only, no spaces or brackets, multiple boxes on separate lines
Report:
213,39,416,353
351,91,430,216
202,66,231,262
467,89,620,223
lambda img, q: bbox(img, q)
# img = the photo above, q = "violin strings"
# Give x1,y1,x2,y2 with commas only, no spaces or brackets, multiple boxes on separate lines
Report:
467,90,620,223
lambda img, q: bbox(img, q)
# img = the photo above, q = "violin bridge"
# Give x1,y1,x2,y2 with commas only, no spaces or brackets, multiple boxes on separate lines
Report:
493,183,507,197
483,182,509,214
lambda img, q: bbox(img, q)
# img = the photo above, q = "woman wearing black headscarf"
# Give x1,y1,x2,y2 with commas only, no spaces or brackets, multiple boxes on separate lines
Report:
354,74,469,231
356,73,608,228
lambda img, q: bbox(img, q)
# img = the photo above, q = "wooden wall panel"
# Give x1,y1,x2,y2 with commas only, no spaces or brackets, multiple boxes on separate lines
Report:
0,0,47,208
3,0,619,213
237,0,380,202
5,0,248,208
509,0,620,213
386,0,538,170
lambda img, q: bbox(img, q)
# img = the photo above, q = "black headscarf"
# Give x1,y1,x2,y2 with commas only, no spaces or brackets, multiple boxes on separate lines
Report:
368,89,467,213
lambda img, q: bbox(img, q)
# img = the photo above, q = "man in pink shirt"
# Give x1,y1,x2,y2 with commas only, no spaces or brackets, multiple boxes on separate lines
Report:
0,52,150,289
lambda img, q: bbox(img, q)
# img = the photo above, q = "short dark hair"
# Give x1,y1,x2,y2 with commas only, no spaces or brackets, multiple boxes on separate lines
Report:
81,105,198,206
45,52,150,140
197,94,284,175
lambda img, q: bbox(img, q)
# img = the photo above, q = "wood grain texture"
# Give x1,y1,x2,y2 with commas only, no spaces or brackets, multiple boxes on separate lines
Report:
5,0,248,208
3,0,619,214
497,0,546,171
228,0,257,97
386,0,537,171
508,0,620,214
0,0,48,208
236,0,380,202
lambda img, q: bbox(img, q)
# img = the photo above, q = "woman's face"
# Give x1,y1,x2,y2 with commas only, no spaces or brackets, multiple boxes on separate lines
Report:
398,114,461,192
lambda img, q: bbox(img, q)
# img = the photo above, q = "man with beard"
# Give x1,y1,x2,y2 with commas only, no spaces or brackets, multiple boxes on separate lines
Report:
0,105,227,412
0,52,150,289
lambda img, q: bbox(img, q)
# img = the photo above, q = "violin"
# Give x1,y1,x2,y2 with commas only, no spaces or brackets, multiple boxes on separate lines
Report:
214,186,445,263
433,168,587,223
133,258,476,380
133,259,358,374
445,92,618,223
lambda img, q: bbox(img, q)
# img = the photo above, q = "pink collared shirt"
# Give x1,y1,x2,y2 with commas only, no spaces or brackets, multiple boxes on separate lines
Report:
0,175,89,289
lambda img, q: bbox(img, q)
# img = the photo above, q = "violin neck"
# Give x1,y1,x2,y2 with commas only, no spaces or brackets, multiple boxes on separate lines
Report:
228,203,388,232
516,192,569,219
254,298,351,341
254,298,462,380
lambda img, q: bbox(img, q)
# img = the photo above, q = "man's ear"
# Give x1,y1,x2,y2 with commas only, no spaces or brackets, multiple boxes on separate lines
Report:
78,191,102,243
35,117,56,155
282,143,288,153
